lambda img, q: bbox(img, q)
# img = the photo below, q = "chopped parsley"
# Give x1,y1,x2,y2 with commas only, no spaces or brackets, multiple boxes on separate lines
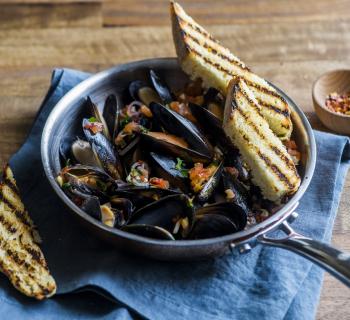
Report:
175,157,189,178
62,182,71,190
120,115,131,129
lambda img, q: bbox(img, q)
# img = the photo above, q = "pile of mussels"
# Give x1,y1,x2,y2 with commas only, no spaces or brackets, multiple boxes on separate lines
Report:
57,70,278,240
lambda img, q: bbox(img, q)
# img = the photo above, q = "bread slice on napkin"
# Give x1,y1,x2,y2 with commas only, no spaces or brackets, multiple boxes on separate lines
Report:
223,79,300,202
170,1,292,140
0,165,56,299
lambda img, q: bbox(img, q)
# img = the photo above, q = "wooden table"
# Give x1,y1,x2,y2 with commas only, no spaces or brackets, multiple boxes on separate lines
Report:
0,1,349,318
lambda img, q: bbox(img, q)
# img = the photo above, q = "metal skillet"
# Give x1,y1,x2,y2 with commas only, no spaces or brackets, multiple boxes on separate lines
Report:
41,58,350,286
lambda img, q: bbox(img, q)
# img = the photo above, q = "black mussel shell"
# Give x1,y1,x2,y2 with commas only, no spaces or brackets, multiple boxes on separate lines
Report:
80,194,101,220
203,88,224,119
149,102,213,158
130,194,194,238
188,103,235,150
85,97,111,140
188,214,238,240
222,170,251,214
103,94,120,141
110,197,134,224
196,162,224,203
224,155,249,181
59,136,76,166
113,185,180,209
149,69,174,104
62,164,117,200
83,118,124,180
122,224,175,240
149,152,189,193
141,132,211,164
194,201,247,232
129,80,161,106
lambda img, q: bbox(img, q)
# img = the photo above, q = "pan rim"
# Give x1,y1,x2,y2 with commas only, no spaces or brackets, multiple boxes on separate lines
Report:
41,57,316,248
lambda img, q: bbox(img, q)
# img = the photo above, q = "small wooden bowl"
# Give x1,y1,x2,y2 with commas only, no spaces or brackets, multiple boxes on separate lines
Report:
312,69,350,135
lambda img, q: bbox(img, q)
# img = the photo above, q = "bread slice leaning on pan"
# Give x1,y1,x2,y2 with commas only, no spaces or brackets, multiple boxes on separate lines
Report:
223,79,301,203
170,1,293,140
0,165,56,299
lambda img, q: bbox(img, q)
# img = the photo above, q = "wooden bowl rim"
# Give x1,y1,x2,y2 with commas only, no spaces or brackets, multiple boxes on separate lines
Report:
312,69,350,119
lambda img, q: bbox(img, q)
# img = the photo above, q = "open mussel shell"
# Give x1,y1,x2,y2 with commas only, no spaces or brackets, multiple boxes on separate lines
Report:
83,118,124,180
103,94,120,141
148,102,213,160
222,169,251,214
203,87,224,119
189,202,247,239
122,224,175,240
141,131,210,164
149,152,189,193
188,103,234,149
188,214,238,240
129,194,194,238
129,80,162,106
113,185,180,209
149,69,174,104
197,162,223,203
194,201,247,231
85,97,111,140
61,164,117,199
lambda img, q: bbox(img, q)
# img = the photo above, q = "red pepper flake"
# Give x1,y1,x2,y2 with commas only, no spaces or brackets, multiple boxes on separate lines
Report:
325,92,350,116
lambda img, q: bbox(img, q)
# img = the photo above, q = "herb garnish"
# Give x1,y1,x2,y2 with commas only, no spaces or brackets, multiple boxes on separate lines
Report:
175,157,189,178
88,116,97,123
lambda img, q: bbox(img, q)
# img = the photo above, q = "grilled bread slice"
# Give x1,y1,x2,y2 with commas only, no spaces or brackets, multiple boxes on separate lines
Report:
170,1,292,140
223,79,300,202
0,165,56,299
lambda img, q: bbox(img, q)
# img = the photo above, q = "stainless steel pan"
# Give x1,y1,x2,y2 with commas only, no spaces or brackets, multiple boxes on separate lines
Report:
41,58,350,286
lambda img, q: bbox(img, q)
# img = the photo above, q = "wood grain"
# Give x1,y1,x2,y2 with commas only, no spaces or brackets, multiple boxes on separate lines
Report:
0,3,102,29
103,0,350,26
0,3,349,317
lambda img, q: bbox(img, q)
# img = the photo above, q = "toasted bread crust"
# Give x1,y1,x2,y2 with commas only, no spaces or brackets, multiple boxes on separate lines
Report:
0,165,56,299
223,80,300,202
170,1,293,139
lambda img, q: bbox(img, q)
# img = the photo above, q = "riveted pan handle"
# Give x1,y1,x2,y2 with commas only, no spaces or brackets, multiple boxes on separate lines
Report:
258,218,350,287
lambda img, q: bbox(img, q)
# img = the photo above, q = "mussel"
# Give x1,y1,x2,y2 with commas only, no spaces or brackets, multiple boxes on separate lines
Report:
60,137,101,168
83,118,124,180
188,103,234,150
129,194,194,239
112,184,179,209
202,87,224,119
103,94,120,141
149,69,174,104
85,96,111,140
189,202,247,239
58,165,117,202
150,102,213,157
188,162,223,203
222,169,251,214
129,80,161,106
149,152,189,193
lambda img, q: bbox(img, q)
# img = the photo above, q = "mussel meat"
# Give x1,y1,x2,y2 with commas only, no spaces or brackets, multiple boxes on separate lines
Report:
129,80,162,106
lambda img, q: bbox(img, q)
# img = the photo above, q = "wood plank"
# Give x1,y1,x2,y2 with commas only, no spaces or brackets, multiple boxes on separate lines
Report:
0,3,102,29
103,0,350,26
0,21,350,68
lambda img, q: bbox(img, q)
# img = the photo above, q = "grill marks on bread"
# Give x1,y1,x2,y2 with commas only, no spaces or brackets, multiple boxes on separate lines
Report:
0,165,56,299
223,80,300,202
170,1,293,139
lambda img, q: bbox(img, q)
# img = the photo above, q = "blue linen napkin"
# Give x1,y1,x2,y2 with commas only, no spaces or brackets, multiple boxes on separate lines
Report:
1,68,349,320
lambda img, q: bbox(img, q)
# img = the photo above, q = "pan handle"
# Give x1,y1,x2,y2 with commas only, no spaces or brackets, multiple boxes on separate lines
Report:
257,218,350,287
